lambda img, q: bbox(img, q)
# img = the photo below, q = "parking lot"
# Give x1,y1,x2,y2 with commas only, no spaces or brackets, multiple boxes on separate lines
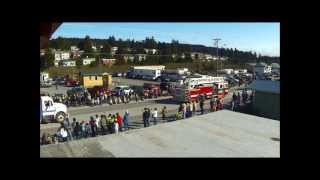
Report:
112,77,160,86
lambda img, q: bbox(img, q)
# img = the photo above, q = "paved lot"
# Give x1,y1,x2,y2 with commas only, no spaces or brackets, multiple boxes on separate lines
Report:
40,110,280,157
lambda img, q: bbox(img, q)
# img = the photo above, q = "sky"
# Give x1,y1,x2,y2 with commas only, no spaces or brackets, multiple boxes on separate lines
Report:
52,22,280,57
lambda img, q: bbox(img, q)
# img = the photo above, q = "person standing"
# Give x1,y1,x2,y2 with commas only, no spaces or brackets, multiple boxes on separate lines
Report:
111,114,117,133
232,92,237,102
89,116,97,137
113,114,119,134
123,110,130,131
135,92,138,103
106,114,113,134
189,101,193,117
85,122,91,138
210,97,214,112
73,122,81,140
152,108,158,125
95,114,100,135
200,97,204,115
192,101,197,116
100,114,107,135
71,118,77,139
182,102,187,119
237,92,241,105
220,97,224,110
161,106,167,120
231,100,235,111
142,108,148,128
116,113,123,132
80,121,86,138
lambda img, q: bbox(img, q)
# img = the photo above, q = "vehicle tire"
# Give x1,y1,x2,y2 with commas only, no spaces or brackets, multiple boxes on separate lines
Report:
55,112,66,123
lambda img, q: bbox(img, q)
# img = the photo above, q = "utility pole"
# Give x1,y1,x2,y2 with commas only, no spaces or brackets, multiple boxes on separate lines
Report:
213,38,221,76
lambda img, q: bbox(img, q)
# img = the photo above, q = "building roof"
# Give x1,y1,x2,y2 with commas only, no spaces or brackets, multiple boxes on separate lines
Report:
249,80,280,94
40,110,279,157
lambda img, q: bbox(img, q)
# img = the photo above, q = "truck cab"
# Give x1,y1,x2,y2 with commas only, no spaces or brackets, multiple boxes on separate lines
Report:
40,96,67,123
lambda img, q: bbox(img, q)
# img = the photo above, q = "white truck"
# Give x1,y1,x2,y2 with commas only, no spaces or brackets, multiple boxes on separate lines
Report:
40,96,67,123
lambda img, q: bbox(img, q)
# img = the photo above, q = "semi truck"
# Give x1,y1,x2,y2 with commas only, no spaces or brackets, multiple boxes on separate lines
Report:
40,95,68,123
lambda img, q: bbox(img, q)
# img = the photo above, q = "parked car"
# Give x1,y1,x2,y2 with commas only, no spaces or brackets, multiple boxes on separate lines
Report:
114,85,134,95
55,77,66,85
65,79,80,87
112,72,122,77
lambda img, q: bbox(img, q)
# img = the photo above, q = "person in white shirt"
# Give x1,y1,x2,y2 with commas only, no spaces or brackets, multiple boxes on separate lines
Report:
95,114,100,135
152,108,158,125
59,127,68,142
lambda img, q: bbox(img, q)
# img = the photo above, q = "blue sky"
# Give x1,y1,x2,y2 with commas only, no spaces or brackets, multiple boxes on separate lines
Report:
52,22,280,56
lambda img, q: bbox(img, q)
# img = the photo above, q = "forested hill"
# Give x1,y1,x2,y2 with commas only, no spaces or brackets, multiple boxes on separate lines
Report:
49,36,280,64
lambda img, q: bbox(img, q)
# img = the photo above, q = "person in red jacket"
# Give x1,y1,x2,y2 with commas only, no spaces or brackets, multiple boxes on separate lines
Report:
116,113,123,132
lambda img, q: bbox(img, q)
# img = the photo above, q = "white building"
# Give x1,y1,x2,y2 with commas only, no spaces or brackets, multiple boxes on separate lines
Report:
110,47,118,55
101,58,116,65
70,46,79,51
135,54,147,62
123,55,135,62
54,51,70,61
204,54,213,60
60,60,76,67
144,48,158,54
82,58,96,66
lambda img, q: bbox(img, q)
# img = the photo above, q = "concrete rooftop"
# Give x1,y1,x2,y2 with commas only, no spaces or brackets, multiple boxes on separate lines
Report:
40,110,280,158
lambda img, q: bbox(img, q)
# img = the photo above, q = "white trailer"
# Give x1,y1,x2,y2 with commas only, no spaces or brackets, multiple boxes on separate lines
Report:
130,65,165,80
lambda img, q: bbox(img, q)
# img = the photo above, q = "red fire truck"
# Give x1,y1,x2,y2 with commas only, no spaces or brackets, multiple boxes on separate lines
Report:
173,74,229,102
173,84,214,102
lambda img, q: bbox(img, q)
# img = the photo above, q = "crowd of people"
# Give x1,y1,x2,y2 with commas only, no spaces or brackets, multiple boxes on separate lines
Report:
230,90,254,111
40,111,131,145
51,87,163,108
41,90,255,146
174,95,225,120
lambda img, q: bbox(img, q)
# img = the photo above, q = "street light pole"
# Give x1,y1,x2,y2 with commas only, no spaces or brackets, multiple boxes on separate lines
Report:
213,38,221,76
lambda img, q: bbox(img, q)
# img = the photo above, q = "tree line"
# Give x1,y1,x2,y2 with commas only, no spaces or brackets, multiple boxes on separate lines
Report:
48,36,279,62
41,35,279,71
